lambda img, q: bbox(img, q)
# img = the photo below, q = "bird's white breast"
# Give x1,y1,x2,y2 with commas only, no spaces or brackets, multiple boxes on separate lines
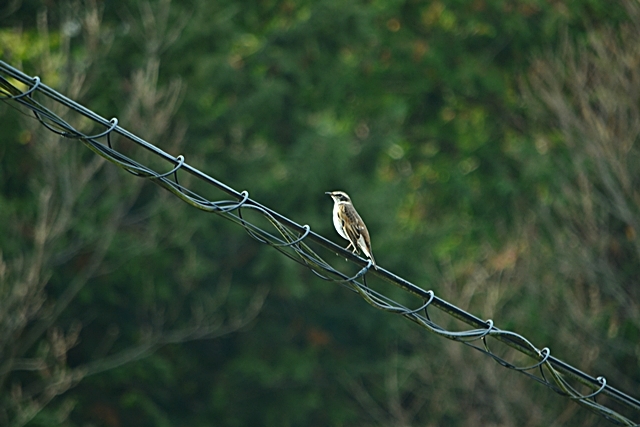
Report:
333,202,349,240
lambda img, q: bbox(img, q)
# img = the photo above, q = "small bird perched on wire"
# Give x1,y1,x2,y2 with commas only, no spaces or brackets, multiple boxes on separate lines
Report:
326,191,376,268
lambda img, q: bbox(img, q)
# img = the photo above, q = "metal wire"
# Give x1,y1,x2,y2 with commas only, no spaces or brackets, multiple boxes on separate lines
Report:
1,60,639,426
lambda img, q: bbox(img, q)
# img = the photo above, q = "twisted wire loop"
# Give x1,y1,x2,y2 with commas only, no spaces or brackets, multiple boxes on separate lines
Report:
155,154,185,179
81,117,119,140
6,75,41,99
1,60,639,427
402,291,435,315
269,224,311,248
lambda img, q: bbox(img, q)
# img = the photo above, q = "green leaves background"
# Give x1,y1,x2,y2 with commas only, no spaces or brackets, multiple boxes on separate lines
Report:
1,0,638,425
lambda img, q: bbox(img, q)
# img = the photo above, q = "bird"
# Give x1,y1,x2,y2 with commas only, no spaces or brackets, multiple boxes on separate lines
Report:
326,191,376,268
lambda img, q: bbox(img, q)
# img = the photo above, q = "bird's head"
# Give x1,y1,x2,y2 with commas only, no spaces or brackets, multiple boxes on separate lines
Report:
326,191,351,203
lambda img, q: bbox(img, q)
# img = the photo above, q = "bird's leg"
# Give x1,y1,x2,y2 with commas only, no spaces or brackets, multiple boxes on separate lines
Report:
345,242,360,254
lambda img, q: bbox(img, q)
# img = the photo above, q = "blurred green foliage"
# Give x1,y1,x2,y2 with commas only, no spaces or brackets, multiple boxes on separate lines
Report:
1,0,638,426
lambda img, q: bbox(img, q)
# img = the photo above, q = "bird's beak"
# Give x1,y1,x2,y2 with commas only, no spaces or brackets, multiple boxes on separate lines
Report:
325,192,332,195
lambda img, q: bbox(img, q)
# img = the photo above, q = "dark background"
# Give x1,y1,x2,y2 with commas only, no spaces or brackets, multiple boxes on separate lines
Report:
1,0,639,425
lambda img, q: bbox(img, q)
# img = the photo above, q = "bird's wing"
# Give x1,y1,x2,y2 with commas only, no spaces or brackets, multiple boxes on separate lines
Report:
357,230,375,264
345,206,375,265
338,205,376,266
338,206,362,254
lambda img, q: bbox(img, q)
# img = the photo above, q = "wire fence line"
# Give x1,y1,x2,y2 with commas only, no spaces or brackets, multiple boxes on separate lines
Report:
1,60,638,426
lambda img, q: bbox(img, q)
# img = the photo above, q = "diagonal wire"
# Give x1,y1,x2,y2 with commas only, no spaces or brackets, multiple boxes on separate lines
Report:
1,61,639,426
